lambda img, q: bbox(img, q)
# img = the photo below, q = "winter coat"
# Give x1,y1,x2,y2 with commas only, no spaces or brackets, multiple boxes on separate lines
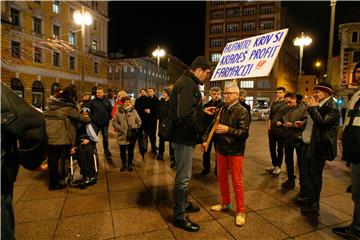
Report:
142,96,159,129
307,97,340,161
45,98,91,146
269,100,290,134
343,89,360,164
89,97,112,127
281,103,308,142
112,106,141,145
203,102,250,156
156,98,170,123
134,96,147,128
168,71,205,146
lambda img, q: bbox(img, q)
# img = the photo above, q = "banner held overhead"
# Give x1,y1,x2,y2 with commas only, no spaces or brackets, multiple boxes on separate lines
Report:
211,28,288,81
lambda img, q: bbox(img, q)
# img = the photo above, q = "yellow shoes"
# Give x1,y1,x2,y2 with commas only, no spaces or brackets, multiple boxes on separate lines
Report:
210,204,230,212
235,213,245,226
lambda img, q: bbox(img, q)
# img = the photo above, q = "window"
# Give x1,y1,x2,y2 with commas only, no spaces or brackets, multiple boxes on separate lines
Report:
130,67,134,72
226,7,240,18
211,53,221,62
210,39,222,47
32,81,44,109
69,32,75,45
123,65,127,72
69,56,75,70
53,25,60,39
33,17,42,34
240,80,254,88
243,7,256,16
354,51,360,62
11,8,20,26
227,23,239,32
211,10,224,19
243,22,256,31
256,79,270,88
259,20,273,30
211,1,224,7
11,41,20,58
260,5,274,15
94,62,99,74
92,40,97,51
92,1,98,10
210,25,223,34
53,1,60,14
352,32,358,43
11,78,24,98
226,36,237,43
34,47,42,63
53,52,60,66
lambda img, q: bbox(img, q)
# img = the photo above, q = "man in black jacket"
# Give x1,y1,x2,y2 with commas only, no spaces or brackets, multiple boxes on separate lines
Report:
333,62,360,239
143,87,159,155
300,82,340,214
89,87,113,158
238,89,251,115
134,88,148,157
156,88,175,166
200,87,224,176
1,82,47,239
202,83,250,227
168,56,211,232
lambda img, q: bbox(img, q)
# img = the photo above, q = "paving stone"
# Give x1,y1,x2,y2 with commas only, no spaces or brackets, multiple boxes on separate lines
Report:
321,193,354,216
61,193,110,217
244,190,284,210
293,228,343,240
120,229,175,240
15,219,58,240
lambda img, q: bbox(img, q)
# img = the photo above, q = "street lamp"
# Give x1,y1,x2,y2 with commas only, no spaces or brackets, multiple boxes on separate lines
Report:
73,8,93,94
315,60,322,79
152,46,166,90
293,32,312,91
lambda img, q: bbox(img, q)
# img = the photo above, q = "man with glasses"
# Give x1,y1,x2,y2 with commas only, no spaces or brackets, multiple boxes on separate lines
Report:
202,82,250,227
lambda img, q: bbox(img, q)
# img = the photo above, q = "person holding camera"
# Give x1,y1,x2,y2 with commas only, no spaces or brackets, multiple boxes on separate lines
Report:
112,96,141,172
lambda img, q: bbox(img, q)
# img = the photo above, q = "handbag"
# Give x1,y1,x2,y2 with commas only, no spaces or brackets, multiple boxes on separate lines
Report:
125,112,138,142
158,118,174,141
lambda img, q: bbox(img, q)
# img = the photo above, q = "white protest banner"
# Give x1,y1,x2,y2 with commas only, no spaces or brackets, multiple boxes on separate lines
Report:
211,28,288,81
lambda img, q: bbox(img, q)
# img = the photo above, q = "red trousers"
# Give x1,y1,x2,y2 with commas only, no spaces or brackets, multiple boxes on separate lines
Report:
216,152,245,213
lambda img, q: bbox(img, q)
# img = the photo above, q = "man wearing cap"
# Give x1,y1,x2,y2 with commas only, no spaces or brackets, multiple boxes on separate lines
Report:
168,56,211,232
333,62,360,239
238,89,251,115
300,82,340,214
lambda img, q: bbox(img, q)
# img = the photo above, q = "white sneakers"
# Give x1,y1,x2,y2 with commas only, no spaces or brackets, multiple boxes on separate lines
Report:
235,213,246,226
265,166,281,175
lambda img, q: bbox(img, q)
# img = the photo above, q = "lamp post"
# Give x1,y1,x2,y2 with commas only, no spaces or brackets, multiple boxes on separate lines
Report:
293,32,312,91
315,60,322,79
73,7,92,94
326,0,337,84
152,46,166,89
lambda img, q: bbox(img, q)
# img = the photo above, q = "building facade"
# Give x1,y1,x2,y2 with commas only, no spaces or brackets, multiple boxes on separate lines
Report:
1,1,108,109
108,56,169,98
205,1,300,108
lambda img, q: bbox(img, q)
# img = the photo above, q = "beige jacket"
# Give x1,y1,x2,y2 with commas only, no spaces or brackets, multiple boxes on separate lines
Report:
112,107,141,145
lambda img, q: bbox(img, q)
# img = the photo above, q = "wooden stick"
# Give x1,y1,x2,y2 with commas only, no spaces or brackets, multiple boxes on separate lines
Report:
205,107,224,147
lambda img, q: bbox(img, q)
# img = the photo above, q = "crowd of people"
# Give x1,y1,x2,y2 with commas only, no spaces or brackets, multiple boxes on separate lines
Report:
1,59,359,239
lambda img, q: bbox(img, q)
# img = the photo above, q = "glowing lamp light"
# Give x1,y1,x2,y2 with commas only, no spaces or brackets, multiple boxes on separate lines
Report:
152,48,166,58
293,34,312,47
73,10,93,26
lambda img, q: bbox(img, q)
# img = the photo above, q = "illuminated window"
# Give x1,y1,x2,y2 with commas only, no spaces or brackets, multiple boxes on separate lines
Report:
211,53,221,62
69,32,75,45
34,47,42,63
69,56,75,70
240,81,254,88
53,52,60,66
92,40,97,51
53,1,60,14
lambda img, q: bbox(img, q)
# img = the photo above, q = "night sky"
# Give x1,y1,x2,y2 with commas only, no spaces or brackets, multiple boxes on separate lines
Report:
108,1,360,74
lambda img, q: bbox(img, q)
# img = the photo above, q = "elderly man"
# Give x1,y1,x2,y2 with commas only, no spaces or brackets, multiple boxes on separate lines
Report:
300,82,340,214
200,87,224,176
202,82,250,227
333,62,360,239
168,56,212,232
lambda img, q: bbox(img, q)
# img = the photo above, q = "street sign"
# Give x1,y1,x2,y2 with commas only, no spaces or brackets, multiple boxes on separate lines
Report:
211,28,288,81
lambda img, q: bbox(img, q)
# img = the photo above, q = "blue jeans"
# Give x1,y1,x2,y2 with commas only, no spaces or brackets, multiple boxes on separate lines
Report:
93,124,110,152
351,163,360,235
172,143,194,220
1,188,15,239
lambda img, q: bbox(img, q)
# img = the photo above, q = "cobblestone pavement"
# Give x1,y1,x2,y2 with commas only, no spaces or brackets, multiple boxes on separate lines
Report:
13,121,352,239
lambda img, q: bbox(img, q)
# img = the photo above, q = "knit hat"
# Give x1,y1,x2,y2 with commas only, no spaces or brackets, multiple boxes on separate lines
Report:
80,107,90,113
313,82,334,95
190,56,211,70
163,88,171,96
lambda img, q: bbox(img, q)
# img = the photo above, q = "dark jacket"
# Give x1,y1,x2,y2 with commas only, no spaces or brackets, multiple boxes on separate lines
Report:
168,71,204,146
281,103,308,142
142,96,159,129
1,82,47,194
269,100,290,134
307,97,340,161
203,99,225,130
156,98,170,123
134,96,147,128
89,97,112,127
203,101,250,156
